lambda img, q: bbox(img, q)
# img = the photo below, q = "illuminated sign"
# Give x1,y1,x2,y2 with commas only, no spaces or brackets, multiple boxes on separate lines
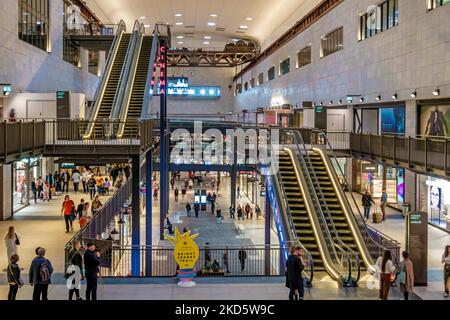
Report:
168,77,189,88
2,84,12,96
167,86,221,98
159,44,166,95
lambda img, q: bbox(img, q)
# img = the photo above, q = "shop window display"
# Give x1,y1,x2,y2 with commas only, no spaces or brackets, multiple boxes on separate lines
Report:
12,157,42,213
418,175,450,230
419,105,450,137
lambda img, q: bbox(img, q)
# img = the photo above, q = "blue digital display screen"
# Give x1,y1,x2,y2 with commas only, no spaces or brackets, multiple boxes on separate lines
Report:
167,86,221,98
380,106,405,134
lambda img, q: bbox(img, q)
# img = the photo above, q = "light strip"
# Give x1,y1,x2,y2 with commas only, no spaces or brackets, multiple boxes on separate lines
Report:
313,147,375,271
285,147,341,281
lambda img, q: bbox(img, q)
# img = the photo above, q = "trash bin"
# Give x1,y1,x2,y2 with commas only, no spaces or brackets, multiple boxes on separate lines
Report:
402,203,410,217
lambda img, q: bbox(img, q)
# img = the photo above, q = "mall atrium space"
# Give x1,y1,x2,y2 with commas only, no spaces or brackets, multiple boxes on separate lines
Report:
0,0,450,310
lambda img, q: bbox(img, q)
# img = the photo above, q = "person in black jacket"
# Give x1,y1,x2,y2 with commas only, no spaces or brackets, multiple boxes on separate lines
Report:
7,254,23,300
84,242,101,301
238,248,247,272
68,241,84,300
286,246,305,300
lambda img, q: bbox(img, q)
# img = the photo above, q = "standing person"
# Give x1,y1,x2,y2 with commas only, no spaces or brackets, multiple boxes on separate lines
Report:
153,186,158,200
174,188,179,202
211,198,216,215
397,251,414,300
72,169,80,194
237,185,241,199
237,205,243,221
380,188,388,221
362,190,375,221
4,226,20,261
37,177,43,200
110,165,118,186
442,245,450,297
376,250,396,300
91,195,103,215
54,171,61,193
245,204,250,220
62,170,70,193
104,178,111,194
185,202,192,217
229,206,235,220
212,192,217,203
31,179,37,203
223,248,230,274
124,163,131,180
81,168,88,193
61,195,75,233
45,171,53,188
286,246,305,300
87,175,96,200
7,254,23,300
77,199,85,220
84,243,101,301
255,205,261,220
170,178,175,191
238,247,247,272
68,241,84,300
181,187,187,200
29,247,53,301
194,201,200,218
216,208,222,224
42,182,50,202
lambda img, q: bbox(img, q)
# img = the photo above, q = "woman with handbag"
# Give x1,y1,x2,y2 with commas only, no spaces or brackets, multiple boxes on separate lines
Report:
4,226,20,261
397,251,414,300
7,254,23,300
442,245,450,297
376,250,396,300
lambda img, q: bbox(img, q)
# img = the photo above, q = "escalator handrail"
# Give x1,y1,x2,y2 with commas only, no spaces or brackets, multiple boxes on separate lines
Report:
83,20,126,138
288,130,361,285
271,161,314,284
141,31,160,119
316,130,400,265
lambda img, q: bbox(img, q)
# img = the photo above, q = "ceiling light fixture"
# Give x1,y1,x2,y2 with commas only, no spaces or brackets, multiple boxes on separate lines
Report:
175,13,183,17
144,24,151,28
210,14,218,17
392,93,398,100
410,91,417,98
203,41,210,45
360,97,365,102
177,41,184,44
207,22,216,26
239,25,248,29
433,88,440,96
176,36,184,39
376,95,381,101
329,101,333,105
204,36,212,39
245,17,253,21
175,22,183,26
338,99,342,104
140,16,146,20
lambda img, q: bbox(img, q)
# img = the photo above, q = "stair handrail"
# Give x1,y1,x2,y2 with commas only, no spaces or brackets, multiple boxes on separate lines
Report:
114,22,147,138
270,163,314,285
288,130,361,286
83,20,126,138
141,29,160,119
315,130,401,265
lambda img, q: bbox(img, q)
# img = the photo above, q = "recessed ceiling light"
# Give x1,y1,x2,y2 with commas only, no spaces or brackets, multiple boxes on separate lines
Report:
140,16,146,20
177,36,184,39
410,91,417,98
177,41,184,44
203,41,210,45
175,22,183,26
175,13,183,17
144,24,151,28
245,17,253,21
207,22,216,26
433,88,440,96
239,25,248,29
204,36,212,39
210,14,218,17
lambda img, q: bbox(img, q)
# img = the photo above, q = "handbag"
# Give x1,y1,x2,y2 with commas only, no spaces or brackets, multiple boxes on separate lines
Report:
15,233,20,246
397,263,406,285
445,263,450,274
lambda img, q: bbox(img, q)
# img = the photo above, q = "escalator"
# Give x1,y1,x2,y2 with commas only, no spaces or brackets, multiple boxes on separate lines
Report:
119,36,153,138
278,150,325,272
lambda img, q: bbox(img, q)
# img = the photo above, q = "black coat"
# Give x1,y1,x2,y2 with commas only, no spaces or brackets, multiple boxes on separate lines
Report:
69,249,84,276
286,255,304,290
84,250,101,276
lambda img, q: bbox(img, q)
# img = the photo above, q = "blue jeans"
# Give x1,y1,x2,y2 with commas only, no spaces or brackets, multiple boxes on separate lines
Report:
364,207,371,220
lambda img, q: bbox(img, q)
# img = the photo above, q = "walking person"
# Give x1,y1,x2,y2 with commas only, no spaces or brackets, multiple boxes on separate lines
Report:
380,188,388,221
29,247,53,300
84,242,101,301
62,170,70,193
376,250,396,300
245,204,251,220
72,169,80,194
54,171,61,193
237,185,241,199
223,248,230,274
87,175,96,200
237,205,243,221
82,168,88,193
61,195,75,233
362,190,375,222
286,245,305,300
37,177,43,200
77,199,85,220
238,247,247,272
397,251,414,300
91,195,103,215
255,205,261,220
4,226,20,262
68,240,84,300
229,206,235,220
185,202,192,217
216,208,222,224
31,179,37,203
7,254,23,300
174,188,179,202
194,202,200,218
124,164,131,180
442,245,450,297
170,178,175,191
181,187,187,200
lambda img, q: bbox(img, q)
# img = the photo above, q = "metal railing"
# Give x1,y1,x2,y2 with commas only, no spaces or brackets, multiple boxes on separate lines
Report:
63,22,122,36
87,245,288,278
287,130,361,286
0,120,45,161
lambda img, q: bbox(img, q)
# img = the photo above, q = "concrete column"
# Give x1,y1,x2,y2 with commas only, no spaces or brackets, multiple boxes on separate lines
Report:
80,48,89,71
145,150,152,276
404,169,417,212
405,99,417,137
0,164,12,221
98,51,106,77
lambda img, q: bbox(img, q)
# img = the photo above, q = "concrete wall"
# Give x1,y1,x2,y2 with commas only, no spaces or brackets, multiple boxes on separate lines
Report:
151,67,234,117
0,0,100,101
0,165,12,221
234,0,450,111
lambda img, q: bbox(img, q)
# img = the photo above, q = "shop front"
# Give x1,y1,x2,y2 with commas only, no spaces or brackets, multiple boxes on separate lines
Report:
353,159,404,209
417,175,450,231
12,156,42,212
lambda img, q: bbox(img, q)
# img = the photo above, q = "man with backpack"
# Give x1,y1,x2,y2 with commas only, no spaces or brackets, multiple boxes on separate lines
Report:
29,247,53,300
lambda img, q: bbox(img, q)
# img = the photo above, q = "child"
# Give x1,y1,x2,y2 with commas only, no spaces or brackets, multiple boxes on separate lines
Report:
42,182,50,202
79,215,87,229
104,178,111,194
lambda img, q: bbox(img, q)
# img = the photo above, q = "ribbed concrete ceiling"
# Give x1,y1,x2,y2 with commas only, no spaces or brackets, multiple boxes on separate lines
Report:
84,0,320,49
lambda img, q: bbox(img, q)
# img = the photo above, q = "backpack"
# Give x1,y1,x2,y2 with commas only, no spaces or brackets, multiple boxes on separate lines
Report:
39,260,51,282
